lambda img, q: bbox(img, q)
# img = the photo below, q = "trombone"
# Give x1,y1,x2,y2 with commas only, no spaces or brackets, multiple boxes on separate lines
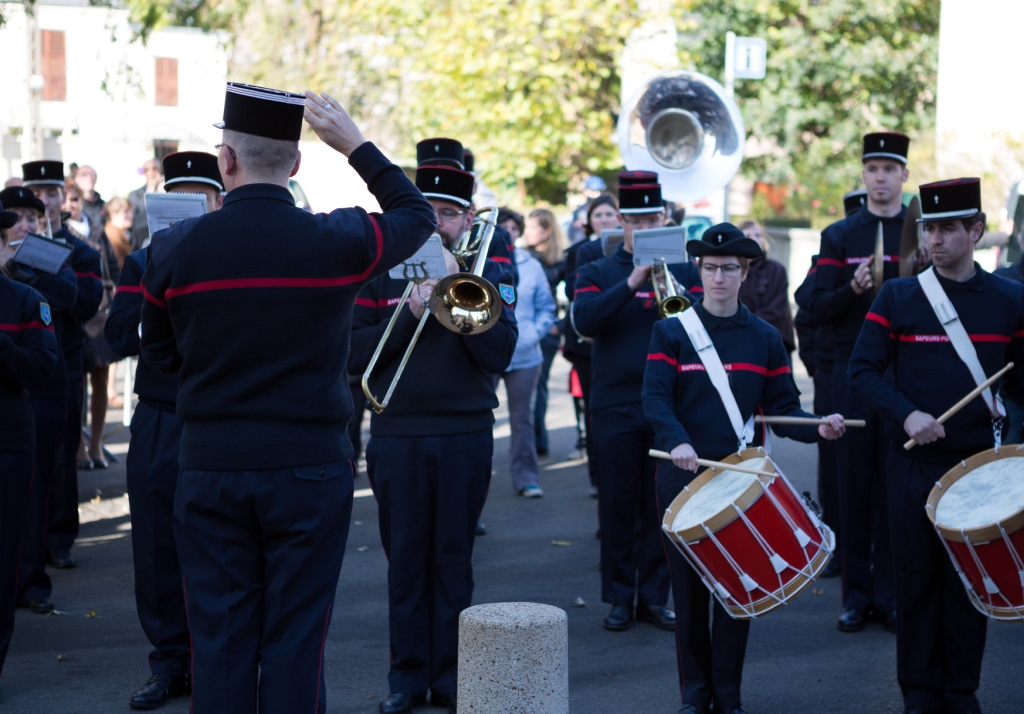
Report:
360,259,434,414
651,258,690,318
429,205,504,335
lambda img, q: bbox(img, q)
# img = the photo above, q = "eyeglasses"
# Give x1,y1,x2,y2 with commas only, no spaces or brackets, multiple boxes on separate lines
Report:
215,143,236,160
700,263,743,277
435,208,467,221
621,214,664,227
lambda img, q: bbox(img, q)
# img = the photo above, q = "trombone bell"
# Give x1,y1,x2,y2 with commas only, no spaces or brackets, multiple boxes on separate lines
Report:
430,274,501,335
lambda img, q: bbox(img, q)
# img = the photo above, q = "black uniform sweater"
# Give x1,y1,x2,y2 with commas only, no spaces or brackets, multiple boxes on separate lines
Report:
349,259,518,437
140,142,437,470
8,260,76,401
642,301,818,460
849,266,1024,464
105,248,176,413
810,207,906,362
54,228,103,368
0,273,58,451
572,245,702,410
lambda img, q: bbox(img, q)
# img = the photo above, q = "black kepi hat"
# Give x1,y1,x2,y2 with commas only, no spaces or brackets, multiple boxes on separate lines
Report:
843,189,867,217
687,222,763,258
618,170,662,214
0,199,17,230
215,82,305,141
163,152,224,191
0,186,46,216
463,148,475,173
862,132,910,164
22,160,65,187
416,138,464,169
416,165,475,208
917,178,982,223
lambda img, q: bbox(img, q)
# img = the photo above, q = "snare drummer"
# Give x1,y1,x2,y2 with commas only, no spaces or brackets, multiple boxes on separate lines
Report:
849,178,1024,714
643,224,846,714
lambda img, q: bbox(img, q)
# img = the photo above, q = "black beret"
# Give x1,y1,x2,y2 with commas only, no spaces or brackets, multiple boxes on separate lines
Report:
918,178,982,223
416,165,475,207
215,82,305,142
163,152,224,191
862,132,910,165
417,138,464,169
0,186,46,216
687,222,763,258
0,199,17,229
22,160,65,187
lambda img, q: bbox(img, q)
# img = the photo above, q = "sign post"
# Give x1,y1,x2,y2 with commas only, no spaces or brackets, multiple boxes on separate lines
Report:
722,32,767,222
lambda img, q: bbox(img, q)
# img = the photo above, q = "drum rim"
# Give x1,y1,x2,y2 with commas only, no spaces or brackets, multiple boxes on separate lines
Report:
927,445,1024,544
723,537,834,619
662,447,774,544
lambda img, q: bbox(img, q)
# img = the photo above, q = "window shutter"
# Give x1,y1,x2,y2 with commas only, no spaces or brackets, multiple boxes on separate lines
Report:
41,30,66,101
155,58,179,107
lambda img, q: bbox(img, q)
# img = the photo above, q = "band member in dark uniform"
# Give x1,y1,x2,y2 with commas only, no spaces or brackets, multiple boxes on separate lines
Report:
139,84,435,713
810,133,908,633
22,161,103,572
0,184,77,615
850,178,1024,714
572,171,701,632
0,202,59,676
349,153,517,714
644,224,846,714
105,151,223,709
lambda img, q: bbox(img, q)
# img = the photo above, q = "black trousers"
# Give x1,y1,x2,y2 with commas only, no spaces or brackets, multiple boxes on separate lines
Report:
564,352,597,486
656,461,749,711
833,359,894,612
590,402,670,608
126,402,190,678
813,364,840,540
19,397,66,605
887,448,987,714
0,451,33,676
174,459,353,714
48,369,83,551
366,430,492,698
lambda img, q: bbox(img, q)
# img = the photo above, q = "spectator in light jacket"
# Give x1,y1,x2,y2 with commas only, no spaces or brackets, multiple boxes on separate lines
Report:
497,248,557,496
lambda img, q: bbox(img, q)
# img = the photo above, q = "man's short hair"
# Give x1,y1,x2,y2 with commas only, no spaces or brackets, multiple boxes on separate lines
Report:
223,130,299,178
962,212,986,239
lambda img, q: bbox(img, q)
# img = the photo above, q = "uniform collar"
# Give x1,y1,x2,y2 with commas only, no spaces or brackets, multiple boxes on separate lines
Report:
613,244,634,264
934,262,986,293
856,205,907,226
693,298,750,328
222,183,295,208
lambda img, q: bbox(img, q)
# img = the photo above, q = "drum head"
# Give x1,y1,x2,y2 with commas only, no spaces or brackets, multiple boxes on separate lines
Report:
662,447,775,545
928,447,1024,543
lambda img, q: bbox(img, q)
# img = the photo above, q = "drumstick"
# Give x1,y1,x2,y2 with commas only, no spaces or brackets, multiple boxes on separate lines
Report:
648,450,775,478
903,362,1015,451
755,416,867,428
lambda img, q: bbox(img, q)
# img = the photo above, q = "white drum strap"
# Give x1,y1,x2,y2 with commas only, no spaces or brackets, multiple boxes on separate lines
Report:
918,267,1006,424
678,309,755,450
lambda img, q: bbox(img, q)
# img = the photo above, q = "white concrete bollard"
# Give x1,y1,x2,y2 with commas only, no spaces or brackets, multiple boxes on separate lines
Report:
457,602,568,714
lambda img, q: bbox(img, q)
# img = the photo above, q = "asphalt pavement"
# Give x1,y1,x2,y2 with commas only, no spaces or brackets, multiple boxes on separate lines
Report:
2,358,1022,713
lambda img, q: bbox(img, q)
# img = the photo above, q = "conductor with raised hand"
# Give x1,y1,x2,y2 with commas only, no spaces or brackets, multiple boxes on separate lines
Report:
139,83,436,714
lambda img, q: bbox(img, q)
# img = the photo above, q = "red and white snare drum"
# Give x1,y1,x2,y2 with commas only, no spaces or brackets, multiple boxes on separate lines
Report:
926,445,1024,621
661,447,835,619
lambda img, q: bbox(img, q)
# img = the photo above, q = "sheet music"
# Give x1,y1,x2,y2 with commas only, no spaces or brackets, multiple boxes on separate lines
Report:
12,233,74,274
389,234,449,281
145,192,208,238
632,226,689,267
601,229,624,256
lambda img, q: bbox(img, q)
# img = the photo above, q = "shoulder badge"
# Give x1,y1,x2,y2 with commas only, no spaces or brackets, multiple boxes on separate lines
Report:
40,302,52,326
499,283,515,306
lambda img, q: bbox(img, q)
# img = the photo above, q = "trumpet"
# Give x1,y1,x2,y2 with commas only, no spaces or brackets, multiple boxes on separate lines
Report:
651,258,690,318
429,206,503,335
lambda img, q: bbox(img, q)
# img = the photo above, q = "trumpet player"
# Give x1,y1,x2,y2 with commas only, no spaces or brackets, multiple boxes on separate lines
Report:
572,171,701,633
348,151,518,714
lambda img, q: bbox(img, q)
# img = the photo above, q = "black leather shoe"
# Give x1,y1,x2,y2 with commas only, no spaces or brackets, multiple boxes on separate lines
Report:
25,597,54,614
837,608,866,632
636,604,676,631
48,548,77,569
431,691,457,713
603,604,632,631
476,522,486,536
129,674,190,710
678,705,710,714
820,559,840,578
379,692,426,714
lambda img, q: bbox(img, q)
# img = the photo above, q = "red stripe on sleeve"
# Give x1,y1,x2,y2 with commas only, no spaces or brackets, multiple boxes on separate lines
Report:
690,286,704,293
725,362,768,375
142,284,167,308
1015,330,1024,339
969,334,1012,343
766,365,792,377
21,321,53,331
490,256,511,264
75,272,102,281
575,285,601,293
0,323,20,333
817,258,844,267
116,285,142,294
866,312,891,329
354,297,377,308
647,353,678,366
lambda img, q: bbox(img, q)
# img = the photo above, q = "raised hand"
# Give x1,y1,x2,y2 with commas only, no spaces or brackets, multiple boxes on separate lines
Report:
303,91,366,157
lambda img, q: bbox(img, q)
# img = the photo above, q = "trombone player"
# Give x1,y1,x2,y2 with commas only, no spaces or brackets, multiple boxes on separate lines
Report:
349,146,518,714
